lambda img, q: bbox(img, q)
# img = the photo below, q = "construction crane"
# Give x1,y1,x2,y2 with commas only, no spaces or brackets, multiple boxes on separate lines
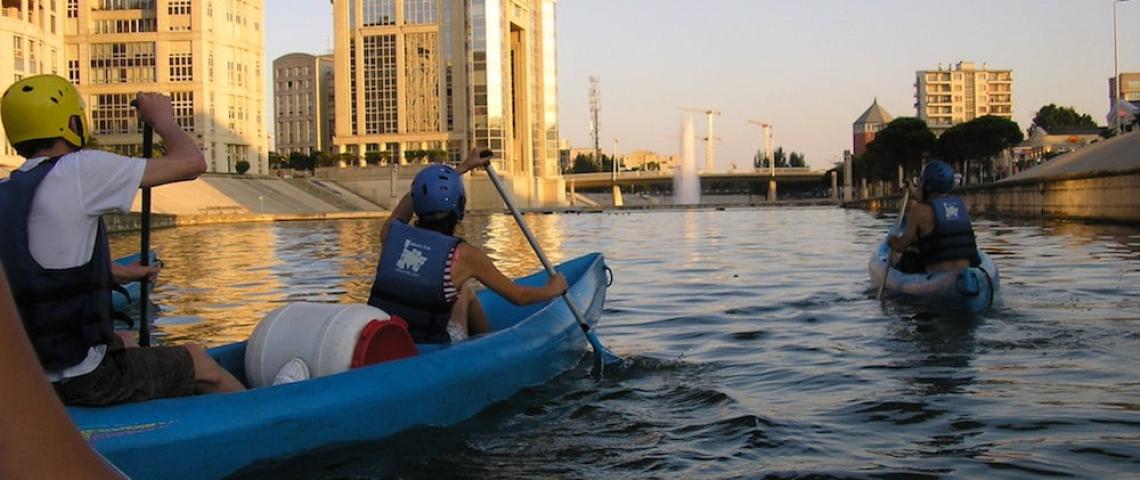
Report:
747,119,774,177
679,107,721,172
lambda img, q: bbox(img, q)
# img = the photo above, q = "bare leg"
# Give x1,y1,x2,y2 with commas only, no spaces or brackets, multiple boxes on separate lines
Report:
462,282,491,336
115,331,138,349
184,344,245,394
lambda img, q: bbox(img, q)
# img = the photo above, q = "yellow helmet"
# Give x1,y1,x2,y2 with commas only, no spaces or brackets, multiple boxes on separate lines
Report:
1,74,89,148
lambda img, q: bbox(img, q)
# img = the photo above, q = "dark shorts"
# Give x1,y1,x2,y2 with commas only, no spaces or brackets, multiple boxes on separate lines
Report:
53,335,196,407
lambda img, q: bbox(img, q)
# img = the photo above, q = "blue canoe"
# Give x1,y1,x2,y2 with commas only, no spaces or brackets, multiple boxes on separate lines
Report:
868,237,1000,313
70,252,609,480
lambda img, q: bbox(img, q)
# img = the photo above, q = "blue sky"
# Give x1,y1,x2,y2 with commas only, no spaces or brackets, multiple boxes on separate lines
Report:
266,0,1140,170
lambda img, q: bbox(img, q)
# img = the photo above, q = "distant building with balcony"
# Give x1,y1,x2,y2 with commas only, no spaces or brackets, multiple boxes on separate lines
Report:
915,61,1013,135
331,0,563,207
273,52,334,156
852,98,892,157
1,0,65,174
67,0,268,174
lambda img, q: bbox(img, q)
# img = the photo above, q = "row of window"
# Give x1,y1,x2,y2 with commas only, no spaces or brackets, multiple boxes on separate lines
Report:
11,35,60,76
360,0,436,26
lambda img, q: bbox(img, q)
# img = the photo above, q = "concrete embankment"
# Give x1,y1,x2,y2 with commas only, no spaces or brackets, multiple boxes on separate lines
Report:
104,173,387,233
843,131,1140,225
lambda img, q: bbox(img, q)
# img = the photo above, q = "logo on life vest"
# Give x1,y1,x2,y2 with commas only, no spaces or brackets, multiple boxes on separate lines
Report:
943,202,960,220
395,239,429,274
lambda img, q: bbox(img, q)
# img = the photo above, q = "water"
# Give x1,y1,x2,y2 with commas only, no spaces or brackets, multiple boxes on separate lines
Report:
109,208,1140,479
674,115,701,205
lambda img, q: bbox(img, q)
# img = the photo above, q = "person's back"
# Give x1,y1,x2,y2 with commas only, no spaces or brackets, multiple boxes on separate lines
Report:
889,160,979,273
0,75,244,405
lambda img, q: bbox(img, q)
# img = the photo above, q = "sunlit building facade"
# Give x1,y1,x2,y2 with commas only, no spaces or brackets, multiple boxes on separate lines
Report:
331,0,564,206
66,0,268,174
1,0,65,174
274,52,335,155
915,61,1013,135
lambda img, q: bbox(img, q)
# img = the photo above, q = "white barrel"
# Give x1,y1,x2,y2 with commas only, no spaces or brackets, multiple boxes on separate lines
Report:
244,302,390,388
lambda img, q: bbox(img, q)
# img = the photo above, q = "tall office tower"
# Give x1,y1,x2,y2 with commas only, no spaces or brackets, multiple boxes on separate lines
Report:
332,0,563,206
852,98,892,157
66,0,267,174
915,61,1013,135
274,52,335,156
1,0,66,173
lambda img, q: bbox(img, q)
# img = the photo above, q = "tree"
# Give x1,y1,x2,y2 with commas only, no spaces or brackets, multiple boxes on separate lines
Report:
268,152,287,169
1032,104,1096,132
772,147,788,168
288,151,311,171
571,153,598,173
337,152,359,166
863,117,936,182
936,115,1023,183
312,151,336,168
234,160,250,174
753,149,769,169
789,152,806,168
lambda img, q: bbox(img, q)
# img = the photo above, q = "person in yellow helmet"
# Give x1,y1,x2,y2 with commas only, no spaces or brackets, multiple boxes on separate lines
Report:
0,74,244,406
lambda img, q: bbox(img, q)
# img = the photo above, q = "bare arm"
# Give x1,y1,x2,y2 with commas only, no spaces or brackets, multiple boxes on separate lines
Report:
888,202,930,253
461,245,566,305
0,272,126,479
380,192,414,244
136,92,206,188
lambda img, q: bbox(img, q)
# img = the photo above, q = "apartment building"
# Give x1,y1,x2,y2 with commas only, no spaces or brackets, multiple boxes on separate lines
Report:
273,52,334,155
915,61,1013,135
331,0,563,206
1,0,65,173
66,0,267,174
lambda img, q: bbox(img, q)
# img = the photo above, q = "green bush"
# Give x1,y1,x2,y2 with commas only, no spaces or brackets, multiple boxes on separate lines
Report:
235,160,251,174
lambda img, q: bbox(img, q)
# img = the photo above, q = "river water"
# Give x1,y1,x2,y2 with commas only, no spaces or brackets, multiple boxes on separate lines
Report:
109,207,1140,479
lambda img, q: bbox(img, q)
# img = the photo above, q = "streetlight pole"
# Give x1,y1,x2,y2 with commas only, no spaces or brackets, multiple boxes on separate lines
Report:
1115,0,1132,135
612,138,620,181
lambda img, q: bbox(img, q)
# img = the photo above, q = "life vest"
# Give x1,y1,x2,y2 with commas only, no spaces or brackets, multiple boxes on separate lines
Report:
918,195,980,267
367,221,460,344
0,157,116,371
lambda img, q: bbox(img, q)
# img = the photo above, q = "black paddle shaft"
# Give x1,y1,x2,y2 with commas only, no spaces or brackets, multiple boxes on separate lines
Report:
137,102,153,347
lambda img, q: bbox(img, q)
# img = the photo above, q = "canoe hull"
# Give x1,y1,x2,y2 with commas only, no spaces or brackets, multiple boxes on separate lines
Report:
70,253,608,480
868,240,1000,313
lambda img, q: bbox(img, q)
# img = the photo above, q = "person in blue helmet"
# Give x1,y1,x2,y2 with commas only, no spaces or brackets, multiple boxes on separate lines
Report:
367,148,568,344
888,160,981,273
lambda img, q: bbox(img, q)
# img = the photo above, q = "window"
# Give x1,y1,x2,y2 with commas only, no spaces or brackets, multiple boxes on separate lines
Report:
91,93,136,135
171,92,194,129
68,59,79,82
67,0,78,17
94,18,157,33
361,35,397,134
89,42,156,84
168,0,190,15
13,36,24,71
169,53,192,81
404,0,435,24
96,0,155,9
362,0,394,26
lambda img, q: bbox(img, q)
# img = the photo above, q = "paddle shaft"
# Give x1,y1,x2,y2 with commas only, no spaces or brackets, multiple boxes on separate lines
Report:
138,118,153,347
483,165,592,330
877,189,910,300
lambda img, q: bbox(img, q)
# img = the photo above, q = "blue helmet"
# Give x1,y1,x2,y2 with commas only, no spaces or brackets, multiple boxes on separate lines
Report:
921,160,955,194
411,164,466,220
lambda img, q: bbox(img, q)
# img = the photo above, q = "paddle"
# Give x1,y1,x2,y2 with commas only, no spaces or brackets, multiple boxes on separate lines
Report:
877,188,911,300
482,159,624,375
135,100,154,347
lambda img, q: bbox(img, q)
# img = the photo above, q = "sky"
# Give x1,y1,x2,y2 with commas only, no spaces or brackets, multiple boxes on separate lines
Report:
265,0,1140,170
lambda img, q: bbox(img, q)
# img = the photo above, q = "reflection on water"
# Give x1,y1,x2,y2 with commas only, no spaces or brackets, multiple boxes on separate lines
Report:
110,208,1140,479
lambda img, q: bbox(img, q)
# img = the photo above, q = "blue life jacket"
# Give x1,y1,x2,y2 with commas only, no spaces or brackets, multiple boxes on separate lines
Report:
0,157,116,371
367,221,460,344
919,195,980,267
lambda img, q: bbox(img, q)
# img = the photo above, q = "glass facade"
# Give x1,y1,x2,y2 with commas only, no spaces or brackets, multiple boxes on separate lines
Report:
89,42,156,84
361,34,397,135
404,31,439,133
362,0,394,27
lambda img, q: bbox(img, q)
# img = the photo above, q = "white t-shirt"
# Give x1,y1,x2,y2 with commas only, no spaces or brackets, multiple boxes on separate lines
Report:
16,150,146,380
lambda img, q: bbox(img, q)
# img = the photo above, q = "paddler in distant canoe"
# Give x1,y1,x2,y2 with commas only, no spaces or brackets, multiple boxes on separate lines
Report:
888,160,981,274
